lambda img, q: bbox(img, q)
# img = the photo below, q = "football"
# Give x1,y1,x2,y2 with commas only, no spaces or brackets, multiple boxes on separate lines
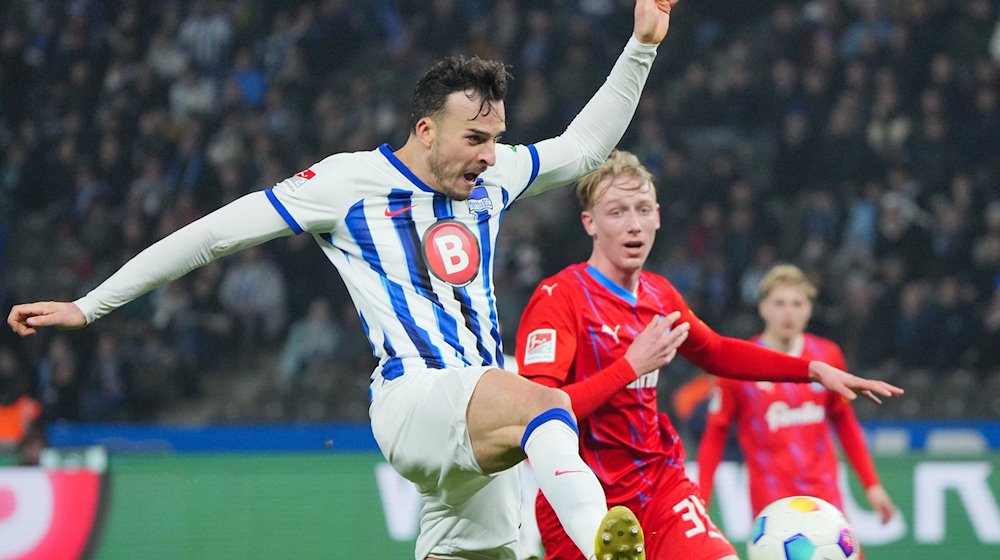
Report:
747,496,859,560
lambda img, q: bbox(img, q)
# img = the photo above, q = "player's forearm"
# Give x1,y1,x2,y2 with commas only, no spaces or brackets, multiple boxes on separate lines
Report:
74,191,291,323
528,37,657,193
833,413,881,488
685,336,810,382
560,357,637,420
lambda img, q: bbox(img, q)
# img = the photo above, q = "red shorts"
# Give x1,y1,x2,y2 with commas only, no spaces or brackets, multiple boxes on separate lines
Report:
536,471,736,560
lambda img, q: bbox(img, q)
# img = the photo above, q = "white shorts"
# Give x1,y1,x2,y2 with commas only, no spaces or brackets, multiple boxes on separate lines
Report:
369,365,521,560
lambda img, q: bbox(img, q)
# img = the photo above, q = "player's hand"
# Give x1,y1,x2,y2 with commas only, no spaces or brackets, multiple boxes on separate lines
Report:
624,311,690,376
865,483,896,524
633,0,679,45
7,301,87,337
807,361,903,404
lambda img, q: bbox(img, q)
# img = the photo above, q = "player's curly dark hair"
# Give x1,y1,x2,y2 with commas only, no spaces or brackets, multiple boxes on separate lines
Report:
410,55,512,129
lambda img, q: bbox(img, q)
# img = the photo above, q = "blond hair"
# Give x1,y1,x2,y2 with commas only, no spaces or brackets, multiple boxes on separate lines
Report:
576,150,656,210
759,264,817,300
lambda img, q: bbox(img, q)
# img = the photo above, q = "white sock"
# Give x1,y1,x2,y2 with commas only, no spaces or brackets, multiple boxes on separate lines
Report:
523,415,606,558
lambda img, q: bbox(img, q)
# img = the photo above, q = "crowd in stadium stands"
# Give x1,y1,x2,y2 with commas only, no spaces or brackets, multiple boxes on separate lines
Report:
1,0,999,431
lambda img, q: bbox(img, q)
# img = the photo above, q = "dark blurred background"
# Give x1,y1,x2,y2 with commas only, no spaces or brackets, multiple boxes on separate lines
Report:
1,0,999,443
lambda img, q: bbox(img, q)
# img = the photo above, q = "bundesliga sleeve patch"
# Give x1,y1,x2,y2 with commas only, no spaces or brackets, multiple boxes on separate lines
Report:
523,328,557,364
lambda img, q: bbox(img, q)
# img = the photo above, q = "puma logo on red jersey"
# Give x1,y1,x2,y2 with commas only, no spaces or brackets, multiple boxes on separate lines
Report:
601,323,621,344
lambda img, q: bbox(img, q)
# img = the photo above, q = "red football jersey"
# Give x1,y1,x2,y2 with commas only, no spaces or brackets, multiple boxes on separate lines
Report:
516,263,689,506
704,334,862,515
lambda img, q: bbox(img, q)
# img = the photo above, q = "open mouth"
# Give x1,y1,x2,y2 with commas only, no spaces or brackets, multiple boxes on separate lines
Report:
624,241,643,249
463,172,478,184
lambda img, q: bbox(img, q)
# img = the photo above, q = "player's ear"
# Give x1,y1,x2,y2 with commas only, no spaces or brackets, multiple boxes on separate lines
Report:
655,203,661,230
415,116,436,148
581,211,596,237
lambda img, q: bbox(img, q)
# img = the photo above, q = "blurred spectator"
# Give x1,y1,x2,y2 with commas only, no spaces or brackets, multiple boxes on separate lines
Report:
177,1,234,74
16,423,47,466
278,297,341,389
227,47,266,109
668,62,716,127
925,276,977,371
80,333,129,421
511,71,556,140
838,179,883,262
738,244,779,307
127,326,182,418
169,65,217,120
840,0,892,60
147,30,189,81
186,263,235,367
875,192,931,276
927,201,973,277
771,110,817,200
0,348,41,447
894,281,934,368
35,336,81,422
218,245,288,358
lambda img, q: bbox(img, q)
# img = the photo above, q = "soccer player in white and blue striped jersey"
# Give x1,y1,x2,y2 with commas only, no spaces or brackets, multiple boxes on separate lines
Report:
9,2,682,558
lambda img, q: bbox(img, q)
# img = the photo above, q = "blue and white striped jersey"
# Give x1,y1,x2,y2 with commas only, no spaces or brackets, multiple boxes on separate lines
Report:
266,143,542,379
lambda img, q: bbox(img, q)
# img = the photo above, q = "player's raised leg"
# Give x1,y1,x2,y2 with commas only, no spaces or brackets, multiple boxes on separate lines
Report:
466,369,644,559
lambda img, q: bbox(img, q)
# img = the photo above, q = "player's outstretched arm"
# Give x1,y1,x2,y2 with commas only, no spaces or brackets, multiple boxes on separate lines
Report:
807,361,904,404
9,191,292,333
525,1,679,194
7,301,86,336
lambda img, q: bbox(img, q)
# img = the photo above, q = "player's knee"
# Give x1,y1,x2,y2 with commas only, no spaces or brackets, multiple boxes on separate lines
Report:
519,399,579,453
530,385,572,417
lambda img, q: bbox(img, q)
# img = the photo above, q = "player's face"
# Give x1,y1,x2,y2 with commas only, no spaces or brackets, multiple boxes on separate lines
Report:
582,175,660,274
426,91,506,200
759,284,813,339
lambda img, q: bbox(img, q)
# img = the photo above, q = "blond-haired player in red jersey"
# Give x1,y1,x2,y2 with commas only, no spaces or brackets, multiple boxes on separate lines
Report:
516,152,901,559
697,264,896,535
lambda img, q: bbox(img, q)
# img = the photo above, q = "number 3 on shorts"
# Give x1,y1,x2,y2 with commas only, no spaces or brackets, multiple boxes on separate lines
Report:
672,495,725,539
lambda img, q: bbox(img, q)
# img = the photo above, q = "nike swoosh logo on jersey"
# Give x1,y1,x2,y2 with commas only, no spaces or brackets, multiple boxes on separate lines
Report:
385,205,416,217
554,469,587,476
